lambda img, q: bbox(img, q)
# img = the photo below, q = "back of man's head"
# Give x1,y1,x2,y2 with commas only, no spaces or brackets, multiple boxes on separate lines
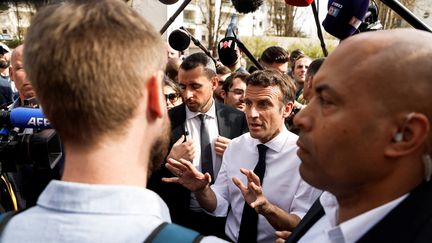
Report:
246,69,295,105
222,72,248,94
24,0,166,146
180,52,217,79
260,46,289,65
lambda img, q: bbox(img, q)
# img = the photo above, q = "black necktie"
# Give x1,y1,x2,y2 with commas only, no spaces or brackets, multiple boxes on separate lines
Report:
199,114,214,181
237,144,268,243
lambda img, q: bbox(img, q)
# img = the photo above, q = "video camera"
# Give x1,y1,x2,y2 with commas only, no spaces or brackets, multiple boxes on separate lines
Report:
0,107,62,173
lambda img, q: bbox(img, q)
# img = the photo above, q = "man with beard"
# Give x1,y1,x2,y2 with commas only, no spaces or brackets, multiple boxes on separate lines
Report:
285,29,432,242
149,52,248,238
1,1,226,242
0,43,12,106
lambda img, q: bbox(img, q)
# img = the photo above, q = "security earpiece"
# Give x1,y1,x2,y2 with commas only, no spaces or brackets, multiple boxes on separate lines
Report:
394,112,416,143
394,132,404,142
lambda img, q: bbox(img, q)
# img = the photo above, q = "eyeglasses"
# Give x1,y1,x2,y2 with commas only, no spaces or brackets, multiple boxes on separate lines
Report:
228,89,245,96
165,93,180,103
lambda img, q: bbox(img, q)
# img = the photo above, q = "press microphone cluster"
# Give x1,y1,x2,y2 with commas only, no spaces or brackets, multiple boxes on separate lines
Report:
0,107,51,129
322,0,369,40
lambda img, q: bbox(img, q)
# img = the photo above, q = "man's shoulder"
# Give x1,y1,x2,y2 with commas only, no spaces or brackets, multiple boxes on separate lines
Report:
215,102,244,117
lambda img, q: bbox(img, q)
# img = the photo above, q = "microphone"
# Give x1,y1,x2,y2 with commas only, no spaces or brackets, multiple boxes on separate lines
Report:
217,37,240,67
0,107,51,129
169,27,218,65
284,0,313,7
322,0,369,40
159,0,179,4
168,29,190,51
231,0,263,14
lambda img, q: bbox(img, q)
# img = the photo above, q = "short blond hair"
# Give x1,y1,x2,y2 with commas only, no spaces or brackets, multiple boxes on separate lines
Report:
24,0,166,146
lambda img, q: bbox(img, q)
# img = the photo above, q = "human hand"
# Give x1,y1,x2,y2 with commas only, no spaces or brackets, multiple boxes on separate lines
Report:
214,136,231,157
162,158,211,192
275,231,291,243
232,168,271,214
167,135,195,161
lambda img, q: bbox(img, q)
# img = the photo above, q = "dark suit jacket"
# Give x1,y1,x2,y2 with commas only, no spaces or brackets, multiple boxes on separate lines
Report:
286,181,432,243
148,102,248,226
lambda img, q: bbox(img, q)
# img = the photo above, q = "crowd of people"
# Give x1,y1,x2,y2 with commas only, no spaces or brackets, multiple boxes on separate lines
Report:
0,0,432,243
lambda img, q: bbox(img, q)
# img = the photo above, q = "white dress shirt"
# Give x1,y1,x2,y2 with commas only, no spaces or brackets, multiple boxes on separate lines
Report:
298,191,408,243
185,100,222,178
185,100,223,211
209,127,322,243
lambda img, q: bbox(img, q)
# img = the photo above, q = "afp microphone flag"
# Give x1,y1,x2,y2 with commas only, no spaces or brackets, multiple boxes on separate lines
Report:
322,0,369,40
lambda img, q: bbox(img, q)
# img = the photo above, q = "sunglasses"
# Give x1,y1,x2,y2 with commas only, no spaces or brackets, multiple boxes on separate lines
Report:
165,93,179,102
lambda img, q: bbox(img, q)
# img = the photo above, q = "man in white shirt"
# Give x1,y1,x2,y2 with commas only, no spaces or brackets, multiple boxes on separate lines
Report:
164,70,321,242
285,29,432,243
148,52,247,239
1,1,226,242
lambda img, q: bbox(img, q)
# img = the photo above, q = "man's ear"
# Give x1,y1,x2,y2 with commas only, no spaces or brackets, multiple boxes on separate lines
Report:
282,101,294,118
220,90,226,100
210,76,219,91
385,113,430,158
147,71,165,120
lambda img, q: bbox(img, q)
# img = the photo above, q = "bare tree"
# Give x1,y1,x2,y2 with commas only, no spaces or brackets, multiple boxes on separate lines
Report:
377,0,417,29
197,0,232,54
267,0,301,36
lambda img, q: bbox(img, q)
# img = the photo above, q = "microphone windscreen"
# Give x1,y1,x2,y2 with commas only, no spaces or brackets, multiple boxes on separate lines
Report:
159,0,179,4
322,0,369,40
231,0,263,14
217,37,239,67
10,107,51,129
285,0,313,7
168,29,191,51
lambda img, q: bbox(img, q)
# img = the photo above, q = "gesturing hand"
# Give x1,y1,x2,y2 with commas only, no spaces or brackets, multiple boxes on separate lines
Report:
162,158,211,192
167,135,196,162
232,168,271,214
214,136,231,157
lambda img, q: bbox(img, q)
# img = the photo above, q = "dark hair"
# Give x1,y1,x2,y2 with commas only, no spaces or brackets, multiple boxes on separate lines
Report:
306,58,325,78
216,64,231,75
260,46,289,64
289,49,305,64
246,69,295,105
222,72,249,93
291,54,310,71
180,52,216,79
165,58,180,82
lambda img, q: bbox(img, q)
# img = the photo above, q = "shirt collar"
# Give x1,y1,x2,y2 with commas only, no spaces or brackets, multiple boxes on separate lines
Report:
251,127,294,153
38,180,170,219
185,98,217,120
319,191,408,243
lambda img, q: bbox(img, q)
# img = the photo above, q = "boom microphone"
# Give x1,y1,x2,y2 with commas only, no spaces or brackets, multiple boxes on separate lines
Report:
284,0,313,7
159,0,179,4
0,107,51,129
322,0,369,40
231,0,263,14
168,29,191,51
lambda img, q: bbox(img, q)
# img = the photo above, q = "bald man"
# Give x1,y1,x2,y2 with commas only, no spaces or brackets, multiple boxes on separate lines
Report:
285,29,432,243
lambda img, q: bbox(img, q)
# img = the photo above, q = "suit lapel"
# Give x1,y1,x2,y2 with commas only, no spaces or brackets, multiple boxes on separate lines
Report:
357,181,432,243
215,102,229,137
286,198,324,243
